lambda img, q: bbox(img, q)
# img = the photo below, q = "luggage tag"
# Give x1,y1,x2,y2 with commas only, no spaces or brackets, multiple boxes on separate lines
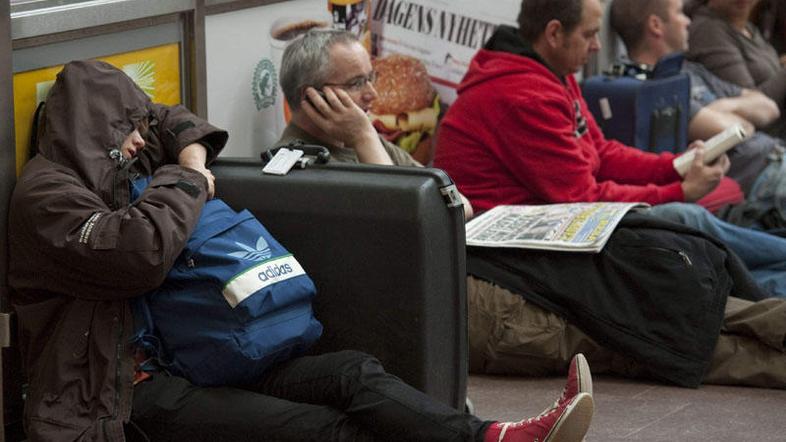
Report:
262,148,304,175
261,143,331,174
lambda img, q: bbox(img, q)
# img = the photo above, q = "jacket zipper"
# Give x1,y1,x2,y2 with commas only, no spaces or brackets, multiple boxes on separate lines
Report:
110,152,135,210
109,149,123,210
96,306,127,439
649,246,693,266
111,169,121,210
115,311,127,439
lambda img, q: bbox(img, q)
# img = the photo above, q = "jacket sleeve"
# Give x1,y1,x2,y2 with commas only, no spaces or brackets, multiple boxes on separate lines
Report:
494,89,684,205
10,160,209,301
141,103,229,169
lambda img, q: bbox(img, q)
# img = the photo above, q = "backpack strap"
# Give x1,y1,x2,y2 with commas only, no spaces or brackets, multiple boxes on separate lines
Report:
183,200,256,261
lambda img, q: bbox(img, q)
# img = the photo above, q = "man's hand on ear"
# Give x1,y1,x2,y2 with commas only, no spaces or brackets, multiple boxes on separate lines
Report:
301,87,393,165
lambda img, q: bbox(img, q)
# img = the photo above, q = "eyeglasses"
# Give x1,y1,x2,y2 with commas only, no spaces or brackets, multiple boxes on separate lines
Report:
322,71,377,92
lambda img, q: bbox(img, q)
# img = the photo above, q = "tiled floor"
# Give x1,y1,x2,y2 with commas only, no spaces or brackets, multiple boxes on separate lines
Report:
468,374,786,441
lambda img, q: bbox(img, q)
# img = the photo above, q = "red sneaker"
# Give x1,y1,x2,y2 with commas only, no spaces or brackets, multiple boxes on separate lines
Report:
556,353,593,410
484,393,594,442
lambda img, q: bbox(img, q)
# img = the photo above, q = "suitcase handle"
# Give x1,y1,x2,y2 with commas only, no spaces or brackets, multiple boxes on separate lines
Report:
261,143,331,167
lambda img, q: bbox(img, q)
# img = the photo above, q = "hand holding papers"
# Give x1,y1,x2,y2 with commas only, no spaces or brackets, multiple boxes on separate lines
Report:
673,124,747,176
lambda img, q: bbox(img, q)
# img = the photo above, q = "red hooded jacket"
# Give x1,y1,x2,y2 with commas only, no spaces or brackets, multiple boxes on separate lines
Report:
434,27,684,213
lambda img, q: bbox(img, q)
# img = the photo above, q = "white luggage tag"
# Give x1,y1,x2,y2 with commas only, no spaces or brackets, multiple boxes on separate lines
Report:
262,148,304,175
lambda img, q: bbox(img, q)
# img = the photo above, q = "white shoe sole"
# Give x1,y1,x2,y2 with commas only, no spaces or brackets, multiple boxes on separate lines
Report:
574,353,593,397
544,392,594,442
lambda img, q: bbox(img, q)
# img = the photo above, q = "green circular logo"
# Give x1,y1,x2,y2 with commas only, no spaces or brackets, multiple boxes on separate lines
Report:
252,58,277,111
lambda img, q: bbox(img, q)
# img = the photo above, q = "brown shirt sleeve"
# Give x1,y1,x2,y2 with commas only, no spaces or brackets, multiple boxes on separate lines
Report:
381,138,422,167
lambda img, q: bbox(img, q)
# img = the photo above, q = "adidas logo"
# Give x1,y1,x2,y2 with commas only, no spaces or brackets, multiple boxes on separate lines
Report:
228,236,272,261
223,254,306,308
257,263,294,282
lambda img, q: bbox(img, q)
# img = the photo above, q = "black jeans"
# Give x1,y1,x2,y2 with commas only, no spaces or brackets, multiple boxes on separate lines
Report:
128,350,490,441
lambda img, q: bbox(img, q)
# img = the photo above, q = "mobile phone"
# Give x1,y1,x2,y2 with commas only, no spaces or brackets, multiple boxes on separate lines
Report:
303,88,326,106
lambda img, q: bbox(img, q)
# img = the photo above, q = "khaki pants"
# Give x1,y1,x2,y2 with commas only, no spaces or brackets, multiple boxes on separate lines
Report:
468,276,786,389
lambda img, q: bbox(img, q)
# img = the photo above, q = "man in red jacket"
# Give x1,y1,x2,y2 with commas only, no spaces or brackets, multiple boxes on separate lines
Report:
432,0,786,297
434,0,727,212
434,0,786,389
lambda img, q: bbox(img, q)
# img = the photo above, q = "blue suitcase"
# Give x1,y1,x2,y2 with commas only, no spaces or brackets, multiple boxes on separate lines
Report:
582,54,690,153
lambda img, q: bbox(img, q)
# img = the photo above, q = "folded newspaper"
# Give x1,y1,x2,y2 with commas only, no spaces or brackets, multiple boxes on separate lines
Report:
465,202,649,252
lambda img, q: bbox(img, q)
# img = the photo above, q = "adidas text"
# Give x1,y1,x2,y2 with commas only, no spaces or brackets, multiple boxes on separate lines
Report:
258,263,294,281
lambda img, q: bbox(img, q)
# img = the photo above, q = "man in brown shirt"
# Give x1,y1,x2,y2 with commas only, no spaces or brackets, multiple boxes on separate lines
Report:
272,29,473,219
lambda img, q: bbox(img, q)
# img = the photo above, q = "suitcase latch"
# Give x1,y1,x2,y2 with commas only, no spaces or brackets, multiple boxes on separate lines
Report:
440,184,463,208
0,312,10,348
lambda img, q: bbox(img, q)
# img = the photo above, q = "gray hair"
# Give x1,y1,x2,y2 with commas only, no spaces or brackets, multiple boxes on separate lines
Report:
280,29,359,111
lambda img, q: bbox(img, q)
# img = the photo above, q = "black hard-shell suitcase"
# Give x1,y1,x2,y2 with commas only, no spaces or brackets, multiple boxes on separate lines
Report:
212,158,468,410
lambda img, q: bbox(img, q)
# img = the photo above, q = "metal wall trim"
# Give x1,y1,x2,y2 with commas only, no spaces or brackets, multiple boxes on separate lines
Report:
11,0,195,40
12,13,180,50
1,2,16,437
204,0,287,16
2,0,17,310
184,1,208,117
12,21,182,72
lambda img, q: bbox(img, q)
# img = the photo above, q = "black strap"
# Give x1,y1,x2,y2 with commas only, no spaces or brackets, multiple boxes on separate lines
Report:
261,141,331,166
29,101,46,160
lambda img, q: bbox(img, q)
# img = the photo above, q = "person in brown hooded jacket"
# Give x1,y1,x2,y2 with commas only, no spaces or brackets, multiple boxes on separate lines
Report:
8,60,596,442
8,60,226,440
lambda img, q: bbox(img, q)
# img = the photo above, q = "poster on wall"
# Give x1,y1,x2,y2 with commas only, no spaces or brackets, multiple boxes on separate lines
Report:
370,0,520,105
329,0,373,50
263,10,332,128
204,0,515,159
12,43,182,176
368,0,520,163
205,0,374,158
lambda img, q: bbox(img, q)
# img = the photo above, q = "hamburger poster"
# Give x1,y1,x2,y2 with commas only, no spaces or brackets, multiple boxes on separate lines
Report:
369,54,440,164
370,0,520,105
203,0,521,159
369,0,520,163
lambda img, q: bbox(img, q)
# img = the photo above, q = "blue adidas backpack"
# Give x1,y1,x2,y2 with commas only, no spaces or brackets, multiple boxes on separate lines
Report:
135,197,323,387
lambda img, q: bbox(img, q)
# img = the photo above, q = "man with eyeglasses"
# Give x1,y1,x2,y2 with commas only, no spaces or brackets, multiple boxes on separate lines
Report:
273,29,473,219
272,29,414,166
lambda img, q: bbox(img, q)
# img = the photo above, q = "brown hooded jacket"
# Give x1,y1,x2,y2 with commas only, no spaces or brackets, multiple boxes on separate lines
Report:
8,60,227,441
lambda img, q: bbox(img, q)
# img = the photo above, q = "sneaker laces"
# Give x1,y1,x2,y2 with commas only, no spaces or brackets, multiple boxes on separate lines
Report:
539,385,568,416
496,423,510,442
541,356,585,415
496,411,551,441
